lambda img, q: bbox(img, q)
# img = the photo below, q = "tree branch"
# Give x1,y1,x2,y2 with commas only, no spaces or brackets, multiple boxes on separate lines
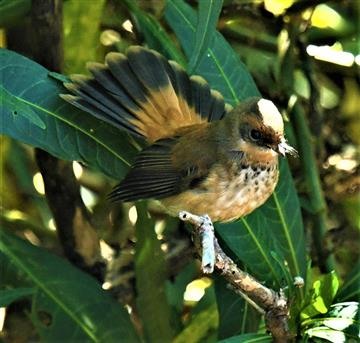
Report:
179,211,294,343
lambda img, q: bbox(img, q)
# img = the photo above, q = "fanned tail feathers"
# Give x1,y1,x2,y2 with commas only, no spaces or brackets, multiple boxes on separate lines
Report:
61,46,229,143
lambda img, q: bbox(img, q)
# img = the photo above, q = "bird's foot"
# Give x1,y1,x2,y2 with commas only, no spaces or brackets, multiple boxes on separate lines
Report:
179,211,215,273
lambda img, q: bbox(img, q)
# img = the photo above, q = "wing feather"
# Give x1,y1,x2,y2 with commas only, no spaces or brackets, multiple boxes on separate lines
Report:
109,139,181,201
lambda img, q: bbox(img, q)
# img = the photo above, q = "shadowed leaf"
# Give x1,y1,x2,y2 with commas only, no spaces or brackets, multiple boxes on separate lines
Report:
0,229,140,342
336,262,360,302
0,287,34,307
135,202,175,342
188,0,223,72
165,0,260,105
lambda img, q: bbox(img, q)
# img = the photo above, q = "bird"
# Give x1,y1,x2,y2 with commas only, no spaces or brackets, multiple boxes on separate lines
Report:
61,46,297,223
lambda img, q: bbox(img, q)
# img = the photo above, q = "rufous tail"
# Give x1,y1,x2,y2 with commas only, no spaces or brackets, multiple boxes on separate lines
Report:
61,46,230,143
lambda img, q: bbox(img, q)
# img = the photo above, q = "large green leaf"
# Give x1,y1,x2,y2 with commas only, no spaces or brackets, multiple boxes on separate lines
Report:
165,0,260,105
1,85,45,129
121,0,187,67
188,0,223,72
164,0,306,325
214,276,260,339
301,271,340,320
0,229,140,342
0,48,137,179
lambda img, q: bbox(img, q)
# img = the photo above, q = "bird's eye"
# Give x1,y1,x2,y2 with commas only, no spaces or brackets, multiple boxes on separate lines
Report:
250,129,261,141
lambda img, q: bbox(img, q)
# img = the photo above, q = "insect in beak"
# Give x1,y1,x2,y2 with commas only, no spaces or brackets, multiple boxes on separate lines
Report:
277,137,298,157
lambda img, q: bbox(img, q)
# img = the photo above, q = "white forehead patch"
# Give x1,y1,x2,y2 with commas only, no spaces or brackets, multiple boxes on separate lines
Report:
257,99,284,134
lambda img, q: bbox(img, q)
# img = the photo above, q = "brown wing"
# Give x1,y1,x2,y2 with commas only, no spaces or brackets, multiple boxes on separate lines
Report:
60,46,231,143
108,136,213,202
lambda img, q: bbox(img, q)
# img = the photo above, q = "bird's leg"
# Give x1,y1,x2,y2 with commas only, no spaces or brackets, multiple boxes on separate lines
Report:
178,211,215,273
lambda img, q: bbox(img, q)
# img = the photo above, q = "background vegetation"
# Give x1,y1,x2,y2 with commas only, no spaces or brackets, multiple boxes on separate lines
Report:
0,0,359,342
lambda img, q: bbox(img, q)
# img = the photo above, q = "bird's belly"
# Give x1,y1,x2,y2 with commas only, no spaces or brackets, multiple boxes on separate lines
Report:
162,164,279,222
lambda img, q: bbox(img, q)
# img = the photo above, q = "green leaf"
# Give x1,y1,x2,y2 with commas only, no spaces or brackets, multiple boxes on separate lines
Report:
174,284,218,343
305,327,348,343
214,276,260,339
165,0,260,105
218,333,272,343
174,303,218,343
122,0,187,67
303,302,359,342
301,271,340,320
336,261,360,302
0,229,140,342
0,48,137,179
135,203,175,342
0,0,31,27
0,287,34,307
1,86,46,129
188,0,223,73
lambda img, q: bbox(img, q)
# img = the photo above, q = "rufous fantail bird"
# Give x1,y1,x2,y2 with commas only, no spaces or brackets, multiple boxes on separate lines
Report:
61,46,297,222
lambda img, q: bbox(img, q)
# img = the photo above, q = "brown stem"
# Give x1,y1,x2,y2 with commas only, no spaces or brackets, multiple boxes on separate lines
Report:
35,151,105,281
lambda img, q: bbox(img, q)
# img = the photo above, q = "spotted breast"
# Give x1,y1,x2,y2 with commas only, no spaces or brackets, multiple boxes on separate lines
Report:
162,158,279,222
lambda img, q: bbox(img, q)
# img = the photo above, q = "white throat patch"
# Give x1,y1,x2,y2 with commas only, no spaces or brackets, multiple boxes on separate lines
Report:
257,99,284,134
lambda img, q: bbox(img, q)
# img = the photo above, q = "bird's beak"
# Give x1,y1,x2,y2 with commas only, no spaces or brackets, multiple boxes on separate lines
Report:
277,137,298,157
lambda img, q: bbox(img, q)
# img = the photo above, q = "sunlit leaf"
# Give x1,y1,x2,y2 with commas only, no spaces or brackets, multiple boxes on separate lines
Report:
305,326,347,343
301,271,339,320
303,302,359,342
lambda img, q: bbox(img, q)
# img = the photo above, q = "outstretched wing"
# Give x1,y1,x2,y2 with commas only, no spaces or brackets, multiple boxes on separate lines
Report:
61,46,231,143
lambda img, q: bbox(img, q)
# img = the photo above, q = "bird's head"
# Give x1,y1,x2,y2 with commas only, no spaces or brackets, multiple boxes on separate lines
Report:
230,98,297,157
